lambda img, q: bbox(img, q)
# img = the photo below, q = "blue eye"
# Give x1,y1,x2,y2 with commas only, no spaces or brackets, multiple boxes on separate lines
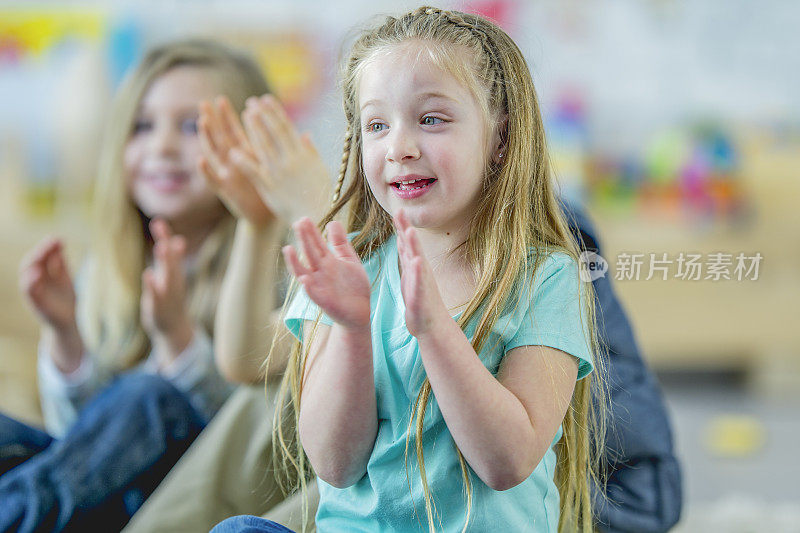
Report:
421,116,444,126
367,122,386,133
181,119,198,135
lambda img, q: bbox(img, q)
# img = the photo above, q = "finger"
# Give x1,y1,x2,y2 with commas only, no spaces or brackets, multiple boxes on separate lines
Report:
45,247,64,279
243,106,279,166
229,147,266,186
21,237,61,274
50,245,70,279
205,99,234,154
405,226,423,259
218,96,252,154
327,221,359,261
294,218,326,269
199,117,227,173
163,236,186,291
152,241,170,288
150,219,172,243
142,268,157,296
198,157,224,191
394,208,411,233
20,264,43,297
282,245,310,278
260,95,301,155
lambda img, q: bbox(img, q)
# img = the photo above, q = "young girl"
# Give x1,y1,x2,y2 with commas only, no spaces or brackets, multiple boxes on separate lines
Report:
0,39,297,532
215,6,604,533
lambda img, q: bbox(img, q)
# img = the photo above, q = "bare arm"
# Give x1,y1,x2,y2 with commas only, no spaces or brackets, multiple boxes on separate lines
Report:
284,218,377,488
395,211,579,490
214,219,288,383
297,322,377,488
198,95,331,384
418,323,578,491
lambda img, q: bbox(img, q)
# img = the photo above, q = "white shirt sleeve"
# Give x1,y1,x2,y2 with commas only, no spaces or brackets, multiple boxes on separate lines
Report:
144,327,234,422
37,333,111,437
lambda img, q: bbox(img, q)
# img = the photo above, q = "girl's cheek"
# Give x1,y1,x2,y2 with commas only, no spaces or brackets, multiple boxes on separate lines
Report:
122,142,142,186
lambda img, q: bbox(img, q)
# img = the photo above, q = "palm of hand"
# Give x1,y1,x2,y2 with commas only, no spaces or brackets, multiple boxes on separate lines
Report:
241,95,331,223
20,239,76,331
284,218,370,329
257,139,331,223
199,97,273,226
302,251,371,328
394,210,450,338
33,268,76,330
140,221,189,337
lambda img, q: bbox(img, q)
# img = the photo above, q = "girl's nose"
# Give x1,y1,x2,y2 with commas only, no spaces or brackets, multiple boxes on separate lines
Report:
385,128,420,163
149,124,180,156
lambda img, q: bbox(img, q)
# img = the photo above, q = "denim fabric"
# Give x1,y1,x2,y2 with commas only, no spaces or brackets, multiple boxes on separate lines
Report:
563,201,683,533
212,515,296,533
0,415,53,476
0,372,205,533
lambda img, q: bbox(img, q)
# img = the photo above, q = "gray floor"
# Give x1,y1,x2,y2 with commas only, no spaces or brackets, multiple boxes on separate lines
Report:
659,373,800,533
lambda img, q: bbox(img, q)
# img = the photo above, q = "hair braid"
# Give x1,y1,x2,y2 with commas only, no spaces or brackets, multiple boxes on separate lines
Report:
409,6,506,96
332,128,352,203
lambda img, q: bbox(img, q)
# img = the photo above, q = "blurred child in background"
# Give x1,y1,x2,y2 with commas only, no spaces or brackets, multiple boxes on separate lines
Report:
0,38,327,532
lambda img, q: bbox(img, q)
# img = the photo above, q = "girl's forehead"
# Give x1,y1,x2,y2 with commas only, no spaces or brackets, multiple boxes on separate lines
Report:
357,43,478,108
139,66,225,112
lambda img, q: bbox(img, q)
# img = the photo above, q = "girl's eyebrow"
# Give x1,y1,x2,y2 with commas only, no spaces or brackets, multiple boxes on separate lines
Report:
135,103,201,116
360,91,459,112
417,91,459,104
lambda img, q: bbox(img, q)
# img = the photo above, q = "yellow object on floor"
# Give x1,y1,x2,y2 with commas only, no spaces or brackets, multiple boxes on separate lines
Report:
704,414,766,458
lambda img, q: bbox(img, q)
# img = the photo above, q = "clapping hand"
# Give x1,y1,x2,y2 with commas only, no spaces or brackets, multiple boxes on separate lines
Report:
282,218,370,329
394,209,450,338
141,219,194,361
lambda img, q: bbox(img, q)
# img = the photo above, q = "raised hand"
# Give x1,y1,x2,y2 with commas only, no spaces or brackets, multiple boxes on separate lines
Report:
19,237,84,372
282,218,370,329
19,237,77,332
141,219,194,359
241,95,331,223
394,209,450,338
198,96,274,226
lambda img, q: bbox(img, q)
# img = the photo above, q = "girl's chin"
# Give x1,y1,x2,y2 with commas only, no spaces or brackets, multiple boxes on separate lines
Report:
138,203,192,222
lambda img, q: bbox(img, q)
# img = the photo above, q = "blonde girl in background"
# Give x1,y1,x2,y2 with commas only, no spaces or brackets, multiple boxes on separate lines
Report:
0,39,323,533
214,6,605,533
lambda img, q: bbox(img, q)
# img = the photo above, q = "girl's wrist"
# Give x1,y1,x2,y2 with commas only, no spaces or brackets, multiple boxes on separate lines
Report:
335,321,373,347
236,216,285,245
153,315,195,360
413,310,458,345
48,322,85,373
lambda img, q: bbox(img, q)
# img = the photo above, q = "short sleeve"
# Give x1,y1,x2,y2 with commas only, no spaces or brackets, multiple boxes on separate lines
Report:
504,253,594,380
284,285,334,343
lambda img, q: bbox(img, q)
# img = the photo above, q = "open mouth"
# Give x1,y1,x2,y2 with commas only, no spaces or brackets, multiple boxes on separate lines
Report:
392,178,437,190
143,171,190,193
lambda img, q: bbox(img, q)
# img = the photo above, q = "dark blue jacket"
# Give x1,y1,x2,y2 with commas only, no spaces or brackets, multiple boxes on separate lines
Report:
563,202,683,533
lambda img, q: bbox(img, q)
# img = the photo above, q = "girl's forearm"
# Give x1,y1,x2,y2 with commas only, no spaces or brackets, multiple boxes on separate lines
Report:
298,323,378,488
416,319,540,491
47,322,86,374
214,219,286,383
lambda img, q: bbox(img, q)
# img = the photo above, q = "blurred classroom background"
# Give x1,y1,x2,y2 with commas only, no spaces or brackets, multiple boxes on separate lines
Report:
1,0,798,531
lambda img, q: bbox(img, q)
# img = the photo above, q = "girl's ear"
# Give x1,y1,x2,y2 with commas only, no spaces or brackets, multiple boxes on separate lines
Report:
490,114,509,165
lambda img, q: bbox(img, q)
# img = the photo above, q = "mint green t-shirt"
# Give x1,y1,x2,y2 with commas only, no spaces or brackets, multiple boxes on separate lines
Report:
285,235,593,532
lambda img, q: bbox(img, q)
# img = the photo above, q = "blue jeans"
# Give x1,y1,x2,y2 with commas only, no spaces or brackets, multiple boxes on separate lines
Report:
0,373,205,533
212,515,296,533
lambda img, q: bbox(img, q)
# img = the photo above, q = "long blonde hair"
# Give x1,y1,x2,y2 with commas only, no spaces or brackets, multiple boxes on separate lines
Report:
269,7,606,532
79,39,270,370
